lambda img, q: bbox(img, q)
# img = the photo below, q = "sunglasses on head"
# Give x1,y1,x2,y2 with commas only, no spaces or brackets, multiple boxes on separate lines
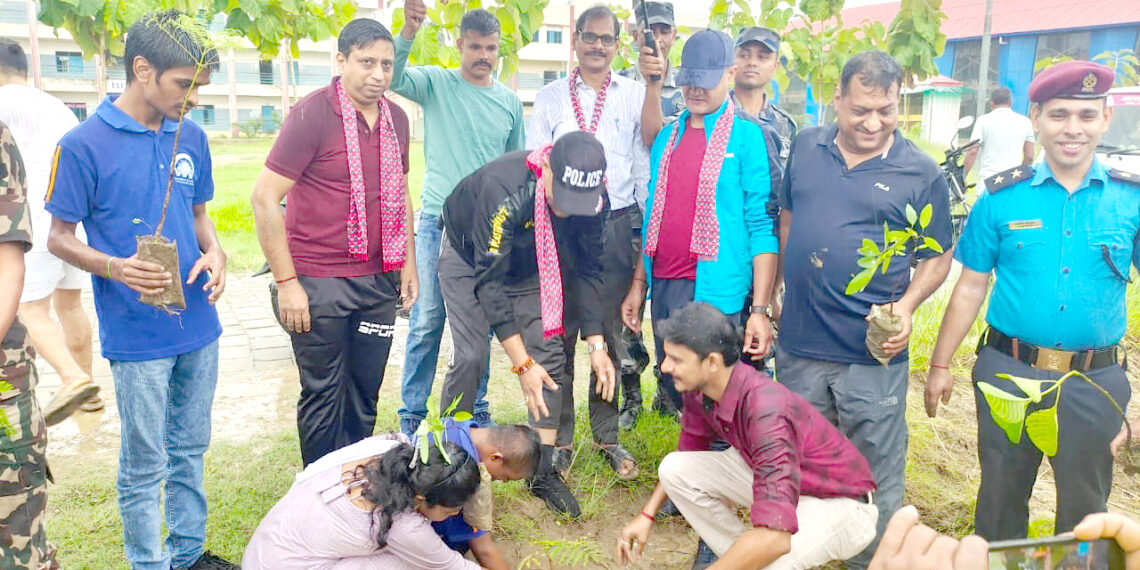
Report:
578,31,618,47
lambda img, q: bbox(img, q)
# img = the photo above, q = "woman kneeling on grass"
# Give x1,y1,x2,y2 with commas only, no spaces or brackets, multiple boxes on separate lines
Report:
243,436,486,569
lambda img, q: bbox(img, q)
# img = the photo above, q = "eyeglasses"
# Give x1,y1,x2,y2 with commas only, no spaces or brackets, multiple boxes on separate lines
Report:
578,31,618,47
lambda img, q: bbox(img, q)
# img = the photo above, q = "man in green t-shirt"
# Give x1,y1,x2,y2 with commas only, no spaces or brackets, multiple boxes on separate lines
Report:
393,2,525,439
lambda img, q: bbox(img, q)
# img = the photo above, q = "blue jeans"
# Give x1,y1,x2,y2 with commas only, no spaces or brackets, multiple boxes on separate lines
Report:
399,212,488,433
110,340,219,570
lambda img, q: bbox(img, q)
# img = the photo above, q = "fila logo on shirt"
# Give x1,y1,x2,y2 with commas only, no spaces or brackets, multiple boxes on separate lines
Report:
874,182,890,192
173,153,196,186
562,166,603,190
357,321,396,337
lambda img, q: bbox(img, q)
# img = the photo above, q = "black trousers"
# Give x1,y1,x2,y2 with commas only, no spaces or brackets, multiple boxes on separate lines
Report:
290,273,399,466
559,207,639,447
972,345,1131,540
438,239,570,428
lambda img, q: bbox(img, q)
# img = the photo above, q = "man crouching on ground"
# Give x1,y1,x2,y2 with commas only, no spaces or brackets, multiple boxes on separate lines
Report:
617,302,878,570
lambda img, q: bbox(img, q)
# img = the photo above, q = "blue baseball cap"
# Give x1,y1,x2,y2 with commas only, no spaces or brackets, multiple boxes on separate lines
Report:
676,29,734,90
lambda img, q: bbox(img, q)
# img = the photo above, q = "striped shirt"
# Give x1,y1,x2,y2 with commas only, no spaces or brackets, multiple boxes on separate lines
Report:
527,72,650,211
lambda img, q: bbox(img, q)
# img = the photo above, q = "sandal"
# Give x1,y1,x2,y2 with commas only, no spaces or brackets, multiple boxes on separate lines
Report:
79,393,106,413
43,379,100,426
599,444,639,480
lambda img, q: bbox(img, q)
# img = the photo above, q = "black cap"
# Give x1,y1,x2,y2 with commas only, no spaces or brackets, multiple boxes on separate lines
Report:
633,0,674,27
735,27,779,53
549,131,606,217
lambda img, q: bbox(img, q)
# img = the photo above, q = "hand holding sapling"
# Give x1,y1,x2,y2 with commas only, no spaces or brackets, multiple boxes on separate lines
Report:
847,203,943,366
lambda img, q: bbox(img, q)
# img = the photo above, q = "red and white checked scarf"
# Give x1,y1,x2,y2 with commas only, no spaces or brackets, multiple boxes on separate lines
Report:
526,144,565,339
569,67,610,134
336,78,407,272
643,99,735,261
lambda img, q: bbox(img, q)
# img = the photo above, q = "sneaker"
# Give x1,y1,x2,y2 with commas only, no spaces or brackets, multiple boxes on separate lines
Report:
691,539,718,570
473,409,496,428
43,379,101,426
529,471,581,517
656,498,681,519
184,551,239,570
399,417,421,439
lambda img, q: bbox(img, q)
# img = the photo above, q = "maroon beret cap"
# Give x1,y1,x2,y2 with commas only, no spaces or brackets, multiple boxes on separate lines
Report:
1028,60,1115,104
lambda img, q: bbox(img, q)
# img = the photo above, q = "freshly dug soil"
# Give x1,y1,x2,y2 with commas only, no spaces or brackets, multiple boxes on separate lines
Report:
137,235,186,311
865,304,902,366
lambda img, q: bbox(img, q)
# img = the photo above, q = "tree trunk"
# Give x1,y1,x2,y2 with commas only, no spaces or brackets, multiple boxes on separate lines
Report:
25,0,42,89
96,34,107,102
227,48,239,138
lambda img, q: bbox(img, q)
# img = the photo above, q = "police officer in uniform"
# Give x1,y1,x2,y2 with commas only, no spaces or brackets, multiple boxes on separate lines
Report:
0,121,58,569
925,60,1139,540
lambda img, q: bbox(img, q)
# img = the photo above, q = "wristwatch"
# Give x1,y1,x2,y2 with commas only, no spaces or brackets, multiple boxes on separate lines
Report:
750,305,771,318
587,341,608,354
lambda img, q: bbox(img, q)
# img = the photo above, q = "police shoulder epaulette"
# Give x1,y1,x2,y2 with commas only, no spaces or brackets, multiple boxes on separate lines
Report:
985,165,1034,194
1107,168,1140,185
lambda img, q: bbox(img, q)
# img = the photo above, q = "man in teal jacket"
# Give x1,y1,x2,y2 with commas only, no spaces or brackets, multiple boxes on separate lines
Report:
620,29,778,415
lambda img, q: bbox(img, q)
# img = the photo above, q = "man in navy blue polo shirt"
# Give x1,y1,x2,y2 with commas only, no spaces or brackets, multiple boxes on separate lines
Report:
775,50,953,566
43,12,235,570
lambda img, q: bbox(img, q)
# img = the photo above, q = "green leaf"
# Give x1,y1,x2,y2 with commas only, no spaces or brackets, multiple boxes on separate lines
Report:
994,373,1048,403
845,267,875,295
453,411,473,421
905,203,918,226
1025,403,1060,456
923,236,944,254
856,256,877,269
919,203,933,228
978,381,1031,444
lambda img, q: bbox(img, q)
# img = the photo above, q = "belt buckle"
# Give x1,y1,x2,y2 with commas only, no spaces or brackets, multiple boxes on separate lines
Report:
1034,347,1073,373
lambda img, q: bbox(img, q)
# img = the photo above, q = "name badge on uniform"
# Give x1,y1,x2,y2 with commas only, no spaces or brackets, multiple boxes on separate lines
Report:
1008,219,1043,230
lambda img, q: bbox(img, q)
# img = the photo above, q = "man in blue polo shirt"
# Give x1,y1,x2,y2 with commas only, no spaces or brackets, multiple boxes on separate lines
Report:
775,50,953,567
44,11,234,570
926,60,1139,540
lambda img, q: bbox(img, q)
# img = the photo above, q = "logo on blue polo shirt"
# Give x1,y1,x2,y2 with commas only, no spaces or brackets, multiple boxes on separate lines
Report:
173,153,195,186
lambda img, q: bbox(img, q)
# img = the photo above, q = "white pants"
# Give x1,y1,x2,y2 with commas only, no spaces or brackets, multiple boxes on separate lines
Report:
659,447,878,570
20,250,88,303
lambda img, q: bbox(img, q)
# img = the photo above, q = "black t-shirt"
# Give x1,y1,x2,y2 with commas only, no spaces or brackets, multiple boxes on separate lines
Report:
778,124,952,365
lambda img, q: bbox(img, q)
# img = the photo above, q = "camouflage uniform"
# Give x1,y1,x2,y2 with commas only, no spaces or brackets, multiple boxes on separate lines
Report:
0,121,58,570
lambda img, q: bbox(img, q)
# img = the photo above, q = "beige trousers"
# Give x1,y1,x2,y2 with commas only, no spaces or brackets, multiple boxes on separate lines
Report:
659,447,878,569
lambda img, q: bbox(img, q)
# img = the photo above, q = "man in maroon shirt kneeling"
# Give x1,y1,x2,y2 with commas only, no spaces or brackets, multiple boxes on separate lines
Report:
617,302,878,569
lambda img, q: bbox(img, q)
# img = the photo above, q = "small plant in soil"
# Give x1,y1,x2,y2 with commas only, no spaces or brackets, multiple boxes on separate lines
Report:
409,395,471,467
977,370,1138,474
135,13,232,312
846,203,944,366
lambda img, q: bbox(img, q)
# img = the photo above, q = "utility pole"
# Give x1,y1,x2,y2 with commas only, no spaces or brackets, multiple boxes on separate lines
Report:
25,0,42,89
975,0,993,119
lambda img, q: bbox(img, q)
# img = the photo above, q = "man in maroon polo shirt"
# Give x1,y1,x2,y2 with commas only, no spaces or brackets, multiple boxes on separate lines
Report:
251,19,417,466
617,302,878,570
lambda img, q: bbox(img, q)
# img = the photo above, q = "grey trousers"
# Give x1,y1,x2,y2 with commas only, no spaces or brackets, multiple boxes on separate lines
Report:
437,238,569,428
558,207,639,447
773,346,909,569
972,345,1131,540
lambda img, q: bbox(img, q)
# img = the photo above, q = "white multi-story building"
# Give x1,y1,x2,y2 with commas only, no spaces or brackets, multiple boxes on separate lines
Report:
0,0,709,135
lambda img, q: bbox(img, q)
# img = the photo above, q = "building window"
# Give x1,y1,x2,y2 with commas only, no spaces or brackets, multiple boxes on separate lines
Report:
64,102,87,121
546,29,563,44
259,60,274,85
1036,31,1091,64
55,52,83,74
191,105,216,125
533,31,540,42
543,70,560,85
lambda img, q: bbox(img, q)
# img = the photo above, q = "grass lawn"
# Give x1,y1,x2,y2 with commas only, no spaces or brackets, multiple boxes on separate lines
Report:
44,133,1140,568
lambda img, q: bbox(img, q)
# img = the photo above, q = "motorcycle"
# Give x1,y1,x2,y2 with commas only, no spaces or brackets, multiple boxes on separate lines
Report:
940,115,979,247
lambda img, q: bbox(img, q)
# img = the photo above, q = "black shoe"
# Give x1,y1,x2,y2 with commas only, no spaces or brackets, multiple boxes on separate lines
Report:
618,405,640,430
691,539,718,570
651,393,680,420
184,551,239,570
552,446,573,479
656,498,681,519
529,471,581,517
